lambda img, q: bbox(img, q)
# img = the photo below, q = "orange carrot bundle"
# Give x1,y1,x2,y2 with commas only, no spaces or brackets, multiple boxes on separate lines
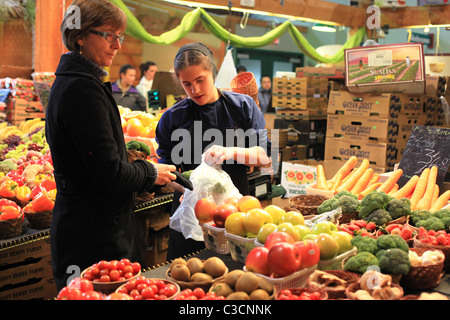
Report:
410,168,430,211
430,190,450,212
337,159,369,192
350,168,374,195
388,184,399,195
392,175,419,199
377,169,403,194
329,156,357,185
431,185,440,209
316,164,328,191
358,182,383,200
415,166,438,211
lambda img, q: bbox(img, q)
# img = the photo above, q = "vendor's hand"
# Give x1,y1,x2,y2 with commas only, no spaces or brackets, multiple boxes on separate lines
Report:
153,163,177,185
204,145,234,165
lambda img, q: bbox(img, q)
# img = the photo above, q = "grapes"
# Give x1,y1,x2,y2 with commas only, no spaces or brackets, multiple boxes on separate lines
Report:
27,143,43,152
3,135,22,148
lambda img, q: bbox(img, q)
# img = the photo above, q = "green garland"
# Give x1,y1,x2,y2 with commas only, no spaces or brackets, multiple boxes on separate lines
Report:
110,0,366,63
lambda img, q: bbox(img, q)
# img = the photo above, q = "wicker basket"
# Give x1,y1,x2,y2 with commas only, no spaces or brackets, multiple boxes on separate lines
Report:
307,270,360,300
337,212,359,224
24,209,52,229
401,247,445,290
414,235,450,271
231,72,259,102
275,286,328,300
345,281,404,300
318,247,357,271
81,269,141,295
289,195,328,216
165,262,228,291
0,212,23,239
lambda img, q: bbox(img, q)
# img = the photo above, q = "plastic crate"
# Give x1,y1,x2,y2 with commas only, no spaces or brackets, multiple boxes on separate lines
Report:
225,231,256,263
200,222,229,255
245,264,317,292
318,247,358,271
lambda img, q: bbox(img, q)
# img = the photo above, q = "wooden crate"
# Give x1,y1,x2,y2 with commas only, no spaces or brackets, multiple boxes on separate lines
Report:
6,99,45,125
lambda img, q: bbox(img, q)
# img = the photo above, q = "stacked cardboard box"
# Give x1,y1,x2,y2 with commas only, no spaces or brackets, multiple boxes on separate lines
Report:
324,90,430,177
6,99,45,126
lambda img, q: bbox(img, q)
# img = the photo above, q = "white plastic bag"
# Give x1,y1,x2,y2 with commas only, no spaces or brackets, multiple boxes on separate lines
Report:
169,157,242,241
215,49,237,89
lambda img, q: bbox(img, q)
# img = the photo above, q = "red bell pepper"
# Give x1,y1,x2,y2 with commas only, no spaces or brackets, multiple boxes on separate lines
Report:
6,170,25,187
32,190,55,212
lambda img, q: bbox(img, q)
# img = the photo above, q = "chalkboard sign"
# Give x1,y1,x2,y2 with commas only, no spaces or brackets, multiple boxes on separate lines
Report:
397,125,450,188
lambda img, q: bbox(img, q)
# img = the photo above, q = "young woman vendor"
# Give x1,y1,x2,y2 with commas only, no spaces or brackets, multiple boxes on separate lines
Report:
155,43,271,260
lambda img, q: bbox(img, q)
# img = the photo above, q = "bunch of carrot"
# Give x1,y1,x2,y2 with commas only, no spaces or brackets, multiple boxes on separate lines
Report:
390,166,450,212
315,157,450,212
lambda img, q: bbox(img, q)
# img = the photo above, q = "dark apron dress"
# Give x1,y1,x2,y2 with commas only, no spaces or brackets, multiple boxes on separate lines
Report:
166,93,250,260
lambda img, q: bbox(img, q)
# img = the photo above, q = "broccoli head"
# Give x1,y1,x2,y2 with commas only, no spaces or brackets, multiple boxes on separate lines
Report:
433,209,450,220
377,248,411,275
317,197,340,214
343,251,379,274
334,190,358,200
409,209,432,226
350,235,378,255
126,140,151,156
366,208,393,226
336,195,360,214
415,216,446,231
376,234,409,253
386,198,411,220
358,191,393,219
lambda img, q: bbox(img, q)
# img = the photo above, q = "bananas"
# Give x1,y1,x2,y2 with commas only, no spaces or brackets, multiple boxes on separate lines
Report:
0,119,46,141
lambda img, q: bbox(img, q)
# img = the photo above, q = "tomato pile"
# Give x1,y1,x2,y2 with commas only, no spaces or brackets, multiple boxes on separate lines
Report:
116,276,178,300
82,258,141,283
382,223,415,241
276,289,323,300
57,278,104,300
338,219,376,237
174,288,225,300
417,227,450,246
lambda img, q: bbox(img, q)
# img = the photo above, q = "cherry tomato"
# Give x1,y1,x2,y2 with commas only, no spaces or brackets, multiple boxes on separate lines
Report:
98,260,109,270
120,258,131,266
125,279,137,292
131,262,141,274
109,270,120,282
141,286,156,300
68,278,93,292
100,275,110,282
192,288,205,299
57,287,82,300
81,291,103,300
108,260,118,271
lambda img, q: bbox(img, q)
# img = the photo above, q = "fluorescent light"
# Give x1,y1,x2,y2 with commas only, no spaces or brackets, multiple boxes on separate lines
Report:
312,23,336,32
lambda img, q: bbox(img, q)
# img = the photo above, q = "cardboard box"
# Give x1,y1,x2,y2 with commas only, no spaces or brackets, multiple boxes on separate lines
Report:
275,107,328,119
274,118,327,146
6,98,45,125
280,145,307,162
272,95,328,110
0,237,51,267
296,67,345,79
425,75,446,97
345,43,425,94
0,256,53,288
0,275,57,300
327,91,428,118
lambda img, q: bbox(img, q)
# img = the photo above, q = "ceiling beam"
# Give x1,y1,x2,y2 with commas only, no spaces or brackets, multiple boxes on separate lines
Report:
157,0,367,28
381,5,450,28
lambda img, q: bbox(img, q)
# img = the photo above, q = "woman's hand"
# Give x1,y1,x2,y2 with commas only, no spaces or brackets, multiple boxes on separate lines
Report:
153,163,177,185
203,145,235,165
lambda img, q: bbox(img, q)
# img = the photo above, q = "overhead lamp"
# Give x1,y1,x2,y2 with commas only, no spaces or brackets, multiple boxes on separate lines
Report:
312,23,336,33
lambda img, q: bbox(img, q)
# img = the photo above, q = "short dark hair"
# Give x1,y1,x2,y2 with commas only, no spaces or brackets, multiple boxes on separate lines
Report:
237,65,247,72
119,64,134,77
139,61,157,75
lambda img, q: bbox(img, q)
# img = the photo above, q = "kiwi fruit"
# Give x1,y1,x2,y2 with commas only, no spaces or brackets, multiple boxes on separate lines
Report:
250,289,271,300
203,257,227,278
258,277,274,295
190,272,213,282
210,282,233,297
186,257,204,275
224,269,245,288
170,264,190,282
226,291,250,300
169,258,187,270
235,272,260,294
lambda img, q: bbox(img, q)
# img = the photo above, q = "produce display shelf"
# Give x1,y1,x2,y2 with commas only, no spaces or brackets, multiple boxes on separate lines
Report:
133,194,174,213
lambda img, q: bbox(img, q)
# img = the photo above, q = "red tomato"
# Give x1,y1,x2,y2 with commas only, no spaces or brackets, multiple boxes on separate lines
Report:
109,270,120,282
57,287,82,300
105,293,132,300
68,277,93,292
125,279,137,292
131,262,141,274
192,288,205,299
99,275,110,282
81,291,104,300
141,286,156,300
120,258,131,266
98,260,109,270
108,260,118,271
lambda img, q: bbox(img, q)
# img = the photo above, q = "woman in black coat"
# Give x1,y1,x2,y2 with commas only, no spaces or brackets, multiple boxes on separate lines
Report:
46,0,177,291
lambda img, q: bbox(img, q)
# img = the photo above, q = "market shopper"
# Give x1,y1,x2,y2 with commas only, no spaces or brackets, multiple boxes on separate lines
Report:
46,0,178,291
155,42,271,260
136,61,158,105
112,64,147,111
257,76,273,113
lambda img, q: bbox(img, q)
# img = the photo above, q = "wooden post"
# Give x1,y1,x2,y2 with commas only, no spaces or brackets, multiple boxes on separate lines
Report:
34,0,69,72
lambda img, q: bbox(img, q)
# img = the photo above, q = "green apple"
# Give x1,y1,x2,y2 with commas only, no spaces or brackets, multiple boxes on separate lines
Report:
332,231,354,255
303,233,318,241
264,205,286,225
312,221,338,235
257,223,277,244
294,224,312,240
243,208,273,234
315,233,339,260
282,211,305,226
275,222,301,241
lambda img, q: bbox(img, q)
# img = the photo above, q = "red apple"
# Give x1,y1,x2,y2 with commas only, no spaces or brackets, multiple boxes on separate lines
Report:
294,240,320,269
245,246,270,276
220,197,240,207
212,203,239,228
194,198,217,223
264,231,295,250
267,242,302,277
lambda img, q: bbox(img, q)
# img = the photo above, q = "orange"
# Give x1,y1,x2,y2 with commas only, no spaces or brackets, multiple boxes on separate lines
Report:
141,126,152,138
146,121,158,139
139,113,156,127
123,111,142,121
126,118,145,137
121,116,127,132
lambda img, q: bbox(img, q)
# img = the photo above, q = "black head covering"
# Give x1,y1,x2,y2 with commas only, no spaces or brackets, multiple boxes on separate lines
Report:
175,42,213,60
